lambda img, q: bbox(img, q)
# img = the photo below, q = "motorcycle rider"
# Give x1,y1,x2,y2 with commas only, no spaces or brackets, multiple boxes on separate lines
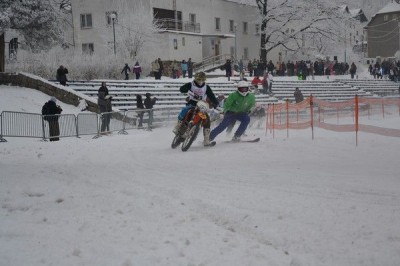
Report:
210,80,256,142
173,71,219,146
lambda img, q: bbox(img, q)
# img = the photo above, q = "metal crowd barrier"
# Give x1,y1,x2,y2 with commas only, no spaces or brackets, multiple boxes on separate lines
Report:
0,107,180,142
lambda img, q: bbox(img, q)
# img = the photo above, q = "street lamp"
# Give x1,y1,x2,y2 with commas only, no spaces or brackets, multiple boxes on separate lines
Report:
110,13,116,55
234,22,238,62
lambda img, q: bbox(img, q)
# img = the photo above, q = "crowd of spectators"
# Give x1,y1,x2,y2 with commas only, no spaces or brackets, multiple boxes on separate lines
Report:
368,60,400,82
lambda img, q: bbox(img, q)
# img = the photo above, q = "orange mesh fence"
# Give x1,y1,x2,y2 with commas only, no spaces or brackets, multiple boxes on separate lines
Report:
266,95,400,143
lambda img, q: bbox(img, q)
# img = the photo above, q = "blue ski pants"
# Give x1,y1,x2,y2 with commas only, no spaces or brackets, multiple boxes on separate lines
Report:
210,111,250,140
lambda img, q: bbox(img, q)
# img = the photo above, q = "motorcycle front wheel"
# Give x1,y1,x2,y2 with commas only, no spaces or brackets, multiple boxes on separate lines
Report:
181,124,201,152
171,134,184,149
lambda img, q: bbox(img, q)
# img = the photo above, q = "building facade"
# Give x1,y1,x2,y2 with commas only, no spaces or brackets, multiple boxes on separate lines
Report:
71,0,263,64
366,2,400,58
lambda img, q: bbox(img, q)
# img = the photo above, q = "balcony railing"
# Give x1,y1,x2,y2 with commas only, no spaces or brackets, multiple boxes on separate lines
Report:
154,19,200,33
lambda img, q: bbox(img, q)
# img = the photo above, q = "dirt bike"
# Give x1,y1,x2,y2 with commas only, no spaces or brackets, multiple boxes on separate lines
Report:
171,100,211,152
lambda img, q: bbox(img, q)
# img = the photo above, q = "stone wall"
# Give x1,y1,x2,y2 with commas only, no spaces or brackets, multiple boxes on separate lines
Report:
0,72,99,113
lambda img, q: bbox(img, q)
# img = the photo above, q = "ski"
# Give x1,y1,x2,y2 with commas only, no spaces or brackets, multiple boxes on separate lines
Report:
204,141,216,147
224,137,260,143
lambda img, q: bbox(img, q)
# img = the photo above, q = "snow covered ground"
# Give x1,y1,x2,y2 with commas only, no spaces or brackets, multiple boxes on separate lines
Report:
1,76,400,266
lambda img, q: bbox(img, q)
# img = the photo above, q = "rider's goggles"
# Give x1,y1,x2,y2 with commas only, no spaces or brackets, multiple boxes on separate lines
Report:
238,87,249,93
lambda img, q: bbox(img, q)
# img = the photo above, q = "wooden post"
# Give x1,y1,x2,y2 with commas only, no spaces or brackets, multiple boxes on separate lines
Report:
0,33,5,72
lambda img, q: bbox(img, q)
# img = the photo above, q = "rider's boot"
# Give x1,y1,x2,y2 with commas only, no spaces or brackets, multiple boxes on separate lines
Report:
173,120,182,134
203,128,215,146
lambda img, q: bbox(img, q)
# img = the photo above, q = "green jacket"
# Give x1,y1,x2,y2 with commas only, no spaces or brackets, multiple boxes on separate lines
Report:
224,91,256,114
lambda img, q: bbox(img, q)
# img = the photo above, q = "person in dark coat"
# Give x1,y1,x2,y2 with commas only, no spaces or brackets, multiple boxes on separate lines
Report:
225,59,232,81
157,58,164,80
98,82,112,133
42,96,63,141
144,93,157,127
121,63,131,80
294,87,304,103
56,65,68,86
187,58,193,78
136,94,145,128
350,62,357,79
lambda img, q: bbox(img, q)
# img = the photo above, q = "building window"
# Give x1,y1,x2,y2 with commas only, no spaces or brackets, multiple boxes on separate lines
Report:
383,14,389,22
80,14,92,29
173,39,178,50
189,13,196,24
82,43,94,54
291,29,295,33
243,22,248,34
229,20,235,32
182,37,185,46
215,17,221,31
106,12,117,26
255,24,260,35
243,47,249,60
230,46,234,57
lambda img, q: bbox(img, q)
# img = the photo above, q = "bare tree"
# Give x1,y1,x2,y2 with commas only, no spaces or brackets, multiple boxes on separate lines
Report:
112,0,161,60
247,0,347,62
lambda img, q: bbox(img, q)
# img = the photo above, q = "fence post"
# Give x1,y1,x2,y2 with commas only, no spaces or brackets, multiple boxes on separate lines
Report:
310,95,314,140
286,99,289,138
0,112,7,142
355,95,359,146
41,116,47,141
272,103,275,139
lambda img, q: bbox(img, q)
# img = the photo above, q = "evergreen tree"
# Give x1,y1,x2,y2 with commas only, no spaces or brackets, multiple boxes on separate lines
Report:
1,0,62,52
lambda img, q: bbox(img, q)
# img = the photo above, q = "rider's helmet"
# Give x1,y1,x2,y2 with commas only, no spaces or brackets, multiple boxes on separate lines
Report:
237,81,250,96
194,72,207,83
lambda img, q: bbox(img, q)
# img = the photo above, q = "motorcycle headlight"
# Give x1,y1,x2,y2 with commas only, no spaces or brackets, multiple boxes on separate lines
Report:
196,101,209,112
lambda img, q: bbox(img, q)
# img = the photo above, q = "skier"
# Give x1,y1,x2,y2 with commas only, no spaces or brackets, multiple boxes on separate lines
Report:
173,71,219,146
210,81,256,142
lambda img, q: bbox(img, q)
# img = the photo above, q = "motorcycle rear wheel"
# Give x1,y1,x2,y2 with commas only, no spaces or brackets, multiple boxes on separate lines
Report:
181,124,201,152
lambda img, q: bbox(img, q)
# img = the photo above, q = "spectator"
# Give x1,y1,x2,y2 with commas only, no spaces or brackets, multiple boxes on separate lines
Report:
157,58,164,80
181,60,188,78
132,61,142,79
187,58,193,78
42,96,63,141
98,82,112,134
247,60,253,77
225,59,232,81
171,60,180,79
144,93,157,128
294,87,304,103
261,72,269,94
121,63,131,80
267,71,274,94
56,65,68,86
350,62,357,79
136,94,145,128
238,59,244,80
151,59,160,79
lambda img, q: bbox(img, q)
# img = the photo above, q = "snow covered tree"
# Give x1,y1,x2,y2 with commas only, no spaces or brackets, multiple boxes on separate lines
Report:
0,0,62,52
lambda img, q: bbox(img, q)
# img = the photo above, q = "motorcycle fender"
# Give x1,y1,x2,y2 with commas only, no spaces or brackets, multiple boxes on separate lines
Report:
198,112,207,120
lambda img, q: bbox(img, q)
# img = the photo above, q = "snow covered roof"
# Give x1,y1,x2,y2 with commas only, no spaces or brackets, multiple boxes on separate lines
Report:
338,5,349,13
223,0,257,7
350,8,362,16
376,2,400,15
